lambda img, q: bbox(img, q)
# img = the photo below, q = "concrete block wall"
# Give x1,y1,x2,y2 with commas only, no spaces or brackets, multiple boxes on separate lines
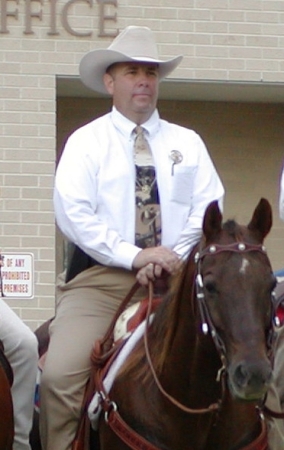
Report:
1,0,284,328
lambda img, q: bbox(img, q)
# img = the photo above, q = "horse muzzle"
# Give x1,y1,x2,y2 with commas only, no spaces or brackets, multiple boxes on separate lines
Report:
228,359,273,401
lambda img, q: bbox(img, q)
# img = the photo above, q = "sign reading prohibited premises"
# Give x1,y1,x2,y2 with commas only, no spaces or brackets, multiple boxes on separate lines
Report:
0,253,34,299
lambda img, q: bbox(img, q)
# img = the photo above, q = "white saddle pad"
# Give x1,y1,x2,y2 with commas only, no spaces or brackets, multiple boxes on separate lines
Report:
88,315,154,430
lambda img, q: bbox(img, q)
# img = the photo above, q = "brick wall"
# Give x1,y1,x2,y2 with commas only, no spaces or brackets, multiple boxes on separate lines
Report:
1,0,284,329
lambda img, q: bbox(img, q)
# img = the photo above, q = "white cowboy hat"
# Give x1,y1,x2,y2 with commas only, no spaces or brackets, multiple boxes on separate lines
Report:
79,26,183,94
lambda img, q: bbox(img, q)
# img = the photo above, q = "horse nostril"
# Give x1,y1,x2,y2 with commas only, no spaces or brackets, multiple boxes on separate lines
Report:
234,364,249,388
233,361,272,389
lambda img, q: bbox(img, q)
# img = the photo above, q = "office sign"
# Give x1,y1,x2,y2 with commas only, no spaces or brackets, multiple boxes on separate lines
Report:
0,0,118,37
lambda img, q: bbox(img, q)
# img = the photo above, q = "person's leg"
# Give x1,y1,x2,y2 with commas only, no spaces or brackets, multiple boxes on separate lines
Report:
0,300,38,450
40,266,146,450
265,327,284,449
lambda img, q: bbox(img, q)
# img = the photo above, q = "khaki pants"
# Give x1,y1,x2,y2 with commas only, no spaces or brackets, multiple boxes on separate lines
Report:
39,265,147,450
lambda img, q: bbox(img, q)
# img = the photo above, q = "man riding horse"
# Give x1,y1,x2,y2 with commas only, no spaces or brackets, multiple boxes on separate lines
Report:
39,25,224,450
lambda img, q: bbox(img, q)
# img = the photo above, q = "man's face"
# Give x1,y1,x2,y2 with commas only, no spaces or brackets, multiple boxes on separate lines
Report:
103,62,160,123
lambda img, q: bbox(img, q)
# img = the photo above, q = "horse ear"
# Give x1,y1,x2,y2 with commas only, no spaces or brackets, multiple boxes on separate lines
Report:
203,200,223,240
247,198,272,240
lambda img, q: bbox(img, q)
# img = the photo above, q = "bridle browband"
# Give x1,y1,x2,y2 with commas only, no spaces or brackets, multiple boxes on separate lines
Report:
195,241,267,258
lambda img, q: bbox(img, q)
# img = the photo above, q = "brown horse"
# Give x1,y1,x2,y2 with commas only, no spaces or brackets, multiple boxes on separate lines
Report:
95,199,277,450
0,343,14,450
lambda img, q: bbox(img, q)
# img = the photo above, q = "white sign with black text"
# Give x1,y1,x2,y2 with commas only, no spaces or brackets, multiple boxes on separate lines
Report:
0,253,34,299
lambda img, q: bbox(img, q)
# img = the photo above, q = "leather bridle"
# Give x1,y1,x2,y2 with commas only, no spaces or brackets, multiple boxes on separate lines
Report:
142,241,278,415
194,241,278,361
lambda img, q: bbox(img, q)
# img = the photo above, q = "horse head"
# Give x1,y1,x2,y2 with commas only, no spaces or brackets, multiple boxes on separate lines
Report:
196,198,276,401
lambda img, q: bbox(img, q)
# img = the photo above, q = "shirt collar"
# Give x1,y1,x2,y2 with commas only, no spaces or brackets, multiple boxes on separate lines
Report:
110,106,160,140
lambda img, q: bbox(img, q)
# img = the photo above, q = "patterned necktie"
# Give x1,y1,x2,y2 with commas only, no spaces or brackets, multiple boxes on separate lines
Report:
133,125,152,165
133,125,161,248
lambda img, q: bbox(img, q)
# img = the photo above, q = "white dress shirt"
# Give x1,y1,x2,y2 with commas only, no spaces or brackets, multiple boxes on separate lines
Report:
54,107,225,270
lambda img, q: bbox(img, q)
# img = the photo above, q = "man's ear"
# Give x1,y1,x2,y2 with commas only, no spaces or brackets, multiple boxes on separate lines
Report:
103,72,114,95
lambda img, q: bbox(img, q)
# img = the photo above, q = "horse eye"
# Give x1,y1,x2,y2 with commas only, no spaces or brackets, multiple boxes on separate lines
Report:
204,280,217,295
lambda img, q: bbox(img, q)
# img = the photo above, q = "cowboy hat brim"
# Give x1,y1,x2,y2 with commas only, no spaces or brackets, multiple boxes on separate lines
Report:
79,49,183,95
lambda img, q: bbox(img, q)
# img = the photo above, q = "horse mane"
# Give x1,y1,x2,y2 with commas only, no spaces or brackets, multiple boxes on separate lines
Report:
114,266,187,385
117,218,247,384
116,256,196,385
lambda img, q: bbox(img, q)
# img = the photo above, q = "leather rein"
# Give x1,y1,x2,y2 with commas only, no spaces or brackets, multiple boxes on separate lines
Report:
97,241,282,450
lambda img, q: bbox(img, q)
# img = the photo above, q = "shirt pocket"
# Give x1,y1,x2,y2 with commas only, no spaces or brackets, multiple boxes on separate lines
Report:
170,166,197,205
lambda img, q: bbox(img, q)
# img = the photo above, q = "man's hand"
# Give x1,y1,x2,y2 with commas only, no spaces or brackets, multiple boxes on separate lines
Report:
132,247,181,286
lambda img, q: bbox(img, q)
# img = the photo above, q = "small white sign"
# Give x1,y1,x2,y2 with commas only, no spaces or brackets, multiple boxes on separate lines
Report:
0,253,34,299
